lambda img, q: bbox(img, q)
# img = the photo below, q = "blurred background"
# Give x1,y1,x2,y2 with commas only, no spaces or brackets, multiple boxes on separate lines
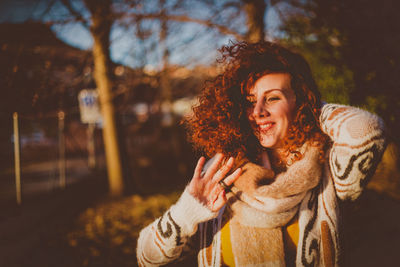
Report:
0,0,399,266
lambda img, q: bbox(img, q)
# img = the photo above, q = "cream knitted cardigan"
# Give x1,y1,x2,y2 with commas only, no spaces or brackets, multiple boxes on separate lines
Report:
136,104,386,267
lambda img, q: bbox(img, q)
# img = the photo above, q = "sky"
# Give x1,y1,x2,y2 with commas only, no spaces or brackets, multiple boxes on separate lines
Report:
0,0,284,69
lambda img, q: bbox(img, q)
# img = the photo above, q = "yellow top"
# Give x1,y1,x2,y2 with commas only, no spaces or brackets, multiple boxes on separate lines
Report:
221,221,236,267
221,219,299,267
284,219,299,251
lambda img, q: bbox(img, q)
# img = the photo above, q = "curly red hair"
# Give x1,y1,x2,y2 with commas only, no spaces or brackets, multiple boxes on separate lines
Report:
185,41,330,164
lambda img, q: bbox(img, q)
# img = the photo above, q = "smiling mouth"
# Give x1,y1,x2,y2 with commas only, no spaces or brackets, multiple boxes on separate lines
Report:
258,123,275,132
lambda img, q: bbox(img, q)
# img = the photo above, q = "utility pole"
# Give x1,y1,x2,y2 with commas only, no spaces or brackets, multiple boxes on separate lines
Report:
87,122,96,169
58,111,66,189
13,112,21,205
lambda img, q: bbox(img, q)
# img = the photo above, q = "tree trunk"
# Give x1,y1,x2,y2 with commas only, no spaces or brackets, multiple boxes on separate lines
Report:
84,0,124,196
242,0,266,42
159,0,173,126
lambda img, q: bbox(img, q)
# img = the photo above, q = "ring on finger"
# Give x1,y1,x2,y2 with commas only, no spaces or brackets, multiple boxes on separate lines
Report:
218,179,231,193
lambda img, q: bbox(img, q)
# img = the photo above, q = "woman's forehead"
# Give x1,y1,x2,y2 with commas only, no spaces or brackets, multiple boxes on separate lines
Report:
248,73,292,95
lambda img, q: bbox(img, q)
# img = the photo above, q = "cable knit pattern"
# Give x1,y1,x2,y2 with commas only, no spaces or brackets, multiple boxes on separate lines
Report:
136,104,386,266
137,188,218,267
320,104,387,201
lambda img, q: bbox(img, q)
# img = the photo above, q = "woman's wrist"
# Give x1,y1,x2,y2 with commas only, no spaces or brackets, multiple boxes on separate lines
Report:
169,186,218,236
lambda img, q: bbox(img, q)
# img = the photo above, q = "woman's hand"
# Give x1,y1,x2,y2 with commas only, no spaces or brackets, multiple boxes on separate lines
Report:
188,153,242,212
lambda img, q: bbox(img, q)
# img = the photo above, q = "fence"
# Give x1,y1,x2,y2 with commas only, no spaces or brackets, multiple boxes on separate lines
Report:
0,105,199,206
0,110,105,206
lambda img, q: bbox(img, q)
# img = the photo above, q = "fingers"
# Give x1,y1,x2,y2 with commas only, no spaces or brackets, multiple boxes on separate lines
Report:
212,157,234,183
190,154,242,212
205,153,224,178
211,190,227,212
193,156,206,179
221,167,242,186
210,166,242,211
208,184,226,211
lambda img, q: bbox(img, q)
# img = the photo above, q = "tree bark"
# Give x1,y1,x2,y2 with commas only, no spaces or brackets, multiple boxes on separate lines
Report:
159,0,172,108
242,0,266,42
84,0,124,196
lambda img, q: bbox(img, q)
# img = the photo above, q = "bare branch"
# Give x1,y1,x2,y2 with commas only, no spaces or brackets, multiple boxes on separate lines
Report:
118,12,244,40
44,17,87,26
60,0,90,28
38,0,57,18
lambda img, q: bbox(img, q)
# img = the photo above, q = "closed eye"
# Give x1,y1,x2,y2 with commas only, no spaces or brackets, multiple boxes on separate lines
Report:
267,97,280,102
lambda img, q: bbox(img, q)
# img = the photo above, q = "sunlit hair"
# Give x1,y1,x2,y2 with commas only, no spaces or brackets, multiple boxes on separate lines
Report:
185,41,330,164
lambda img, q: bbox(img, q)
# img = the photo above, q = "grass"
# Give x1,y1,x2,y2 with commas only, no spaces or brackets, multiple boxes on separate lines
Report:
367,142,400,200
65,191,180,267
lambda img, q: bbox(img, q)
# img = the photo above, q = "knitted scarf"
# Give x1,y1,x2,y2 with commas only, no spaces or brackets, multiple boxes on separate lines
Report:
229,144,322,228
198,143,339,267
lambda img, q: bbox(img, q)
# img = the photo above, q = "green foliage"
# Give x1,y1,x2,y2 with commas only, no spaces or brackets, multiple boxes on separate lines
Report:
302,49,353,104
280,0,400,141
363,95,388,115
66,192,180,267
280,16,354,105
367,142,400,200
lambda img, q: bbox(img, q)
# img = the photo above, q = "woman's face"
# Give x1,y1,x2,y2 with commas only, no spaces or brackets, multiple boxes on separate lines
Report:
246,73,297,149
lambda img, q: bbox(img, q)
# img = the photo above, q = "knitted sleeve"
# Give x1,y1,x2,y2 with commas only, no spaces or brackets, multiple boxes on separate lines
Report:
320,103,387,201
136,187,218,266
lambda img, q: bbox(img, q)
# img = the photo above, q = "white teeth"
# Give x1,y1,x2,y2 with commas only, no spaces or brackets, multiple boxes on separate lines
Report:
259,123,272,129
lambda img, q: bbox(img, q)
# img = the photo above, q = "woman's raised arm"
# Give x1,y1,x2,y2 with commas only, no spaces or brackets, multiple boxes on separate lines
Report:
319,103,387,201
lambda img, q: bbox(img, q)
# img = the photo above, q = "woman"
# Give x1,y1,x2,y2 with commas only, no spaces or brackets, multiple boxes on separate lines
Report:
136,41,386,267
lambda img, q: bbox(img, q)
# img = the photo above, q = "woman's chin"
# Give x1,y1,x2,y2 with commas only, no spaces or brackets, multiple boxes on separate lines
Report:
259,138,278,149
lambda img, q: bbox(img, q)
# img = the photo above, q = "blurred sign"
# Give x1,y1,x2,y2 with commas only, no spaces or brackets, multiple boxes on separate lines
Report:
78,89,102,124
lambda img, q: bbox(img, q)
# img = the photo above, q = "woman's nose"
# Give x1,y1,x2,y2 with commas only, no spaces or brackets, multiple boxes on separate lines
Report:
253,100,269,118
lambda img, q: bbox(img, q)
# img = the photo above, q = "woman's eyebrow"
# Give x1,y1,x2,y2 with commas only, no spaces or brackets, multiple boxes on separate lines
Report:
267,88,285,92
263,89,284,95
247,88,286,97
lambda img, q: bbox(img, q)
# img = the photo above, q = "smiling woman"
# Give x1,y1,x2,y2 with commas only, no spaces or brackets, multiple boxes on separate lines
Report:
136,41,387,267
246,73,296,150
